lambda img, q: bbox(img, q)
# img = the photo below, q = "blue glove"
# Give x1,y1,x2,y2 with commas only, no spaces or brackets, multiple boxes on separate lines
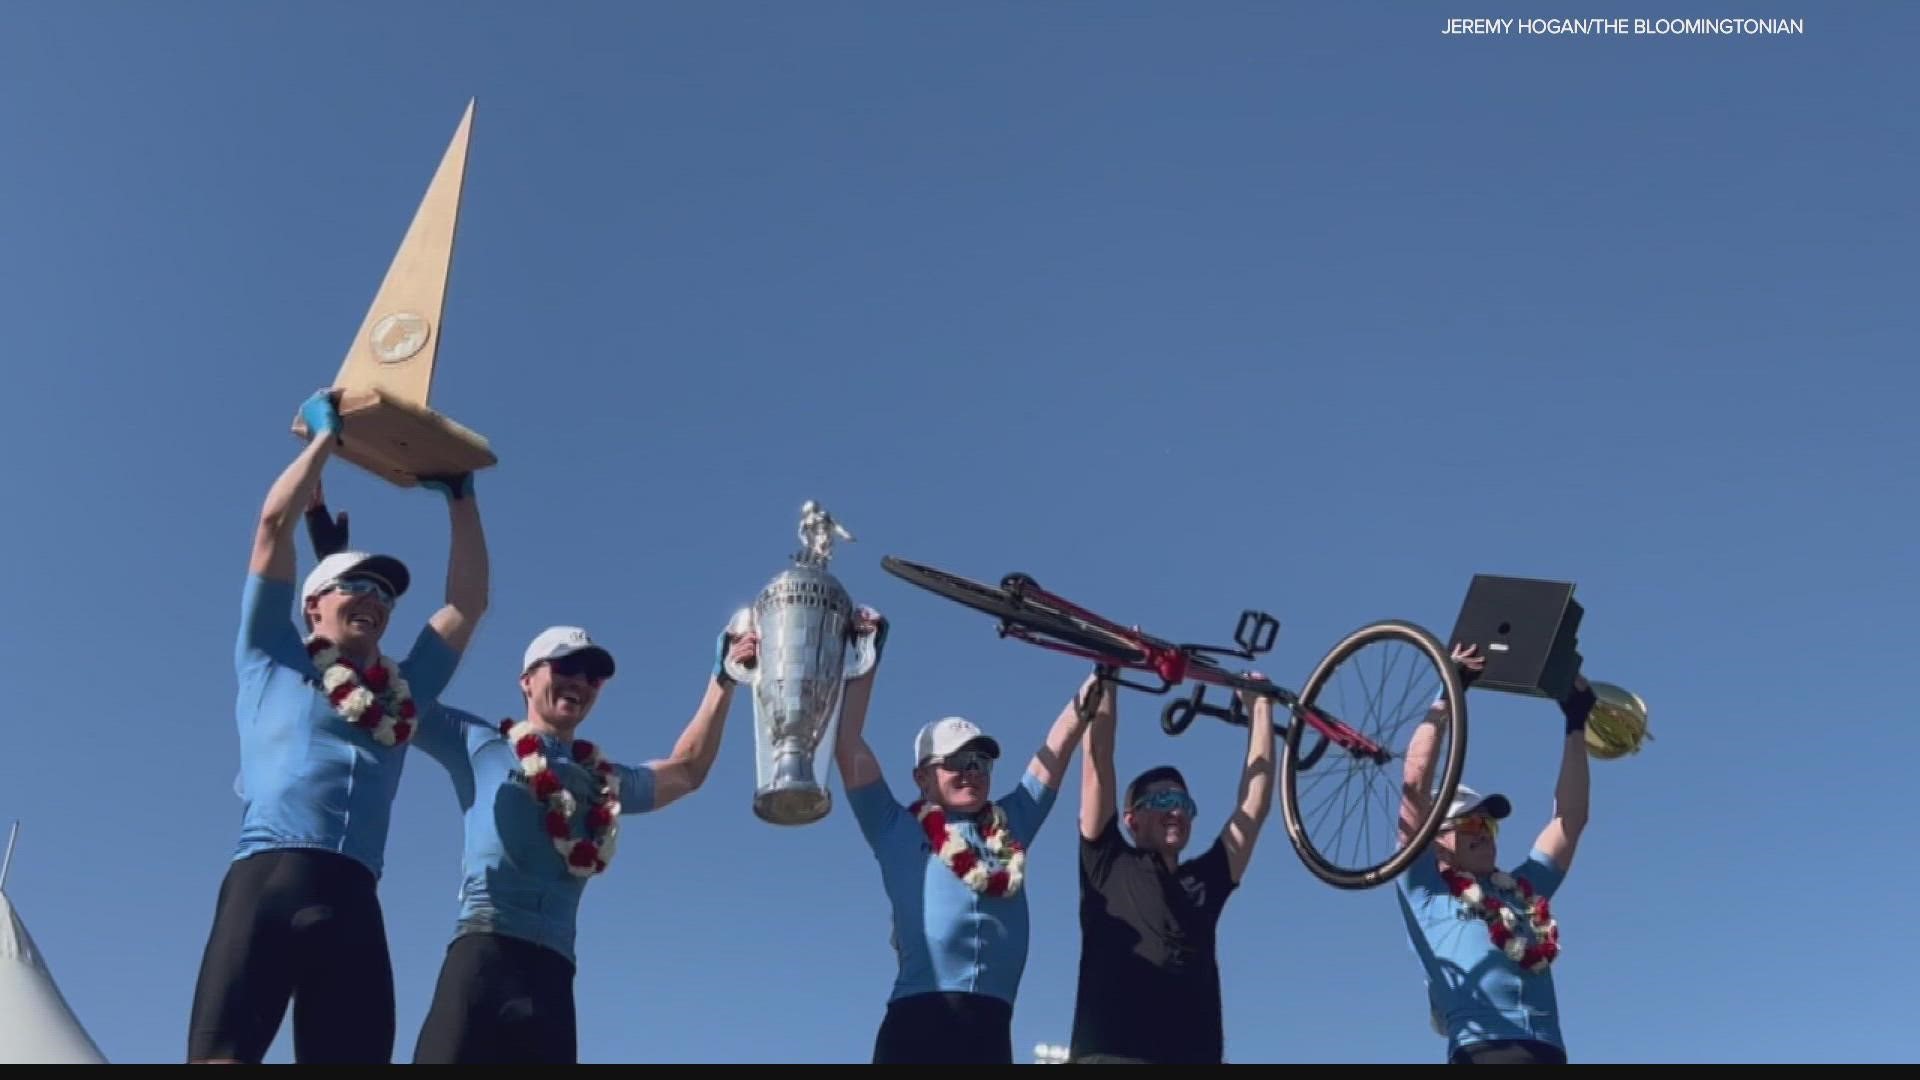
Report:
713,627,748,687
417,472,474,501
299,390,342,444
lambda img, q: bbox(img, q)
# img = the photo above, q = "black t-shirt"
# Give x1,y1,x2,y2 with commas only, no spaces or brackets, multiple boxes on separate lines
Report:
1069,814,1238,1063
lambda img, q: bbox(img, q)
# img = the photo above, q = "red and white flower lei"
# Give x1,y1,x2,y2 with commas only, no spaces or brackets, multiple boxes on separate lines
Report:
1446,869,1560,973
307,638,417,746
910,800,1026,898
500,720,622,878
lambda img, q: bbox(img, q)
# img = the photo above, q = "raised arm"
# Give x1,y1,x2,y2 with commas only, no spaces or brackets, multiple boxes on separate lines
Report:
1028,671,1104,792
1400,645,1483,846
1532,676,1594,871
646,630,756,811
1078,671,1119,841
834,612,888,792
420,474,488,654
1218,677,1277,883
251,392,341,583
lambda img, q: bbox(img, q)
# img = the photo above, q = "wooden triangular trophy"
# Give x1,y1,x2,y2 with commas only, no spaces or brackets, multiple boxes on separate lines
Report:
292,99,498,487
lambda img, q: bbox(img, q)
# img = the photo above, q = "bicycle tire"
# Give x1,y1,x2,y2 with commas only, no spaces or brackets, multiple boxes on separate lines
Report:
1278,619,1467,891
880,556,1147,664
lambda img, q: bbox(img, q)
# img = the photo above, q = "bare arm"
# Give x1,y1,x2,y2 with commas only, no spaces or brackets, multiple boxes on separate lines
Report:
1400,645,1482,845
648,633,757,810
646,678,735,810
835,615,886,791
1030,672,1104,792
1399,707,1446,847
251,420,337,583
1219,679,1277,883
1078,671,1119,841
1533,676,1593,870
426,487,488,654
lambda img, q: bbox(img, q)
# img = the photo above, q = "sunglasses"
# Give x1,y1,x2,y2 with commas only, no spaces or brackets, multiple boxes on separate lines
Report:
1131,789,1196,816
545,653,612,683
1448,815,1498,838
934,750,994,775
323,576,395,606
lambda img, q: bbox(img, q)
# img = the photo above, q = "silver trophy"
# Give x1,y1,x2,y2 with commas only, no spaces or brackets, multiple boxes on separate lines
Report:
725,501,879,826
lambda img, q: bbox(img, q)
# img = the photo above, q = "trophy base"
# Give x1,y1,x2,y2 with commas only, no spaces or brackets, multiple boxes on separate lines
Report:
292,388,498,489
754,784,832,827
1448,574,1585,701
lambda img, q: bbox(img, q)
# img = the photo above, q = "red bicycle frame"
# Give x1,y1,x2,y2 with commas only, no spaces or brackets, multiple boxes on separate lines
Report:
996,575,1392,762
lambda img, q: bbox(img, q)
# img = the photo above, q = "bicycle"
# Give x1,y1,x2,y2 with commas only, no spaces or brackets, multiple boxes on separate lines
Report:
879,555,1469,891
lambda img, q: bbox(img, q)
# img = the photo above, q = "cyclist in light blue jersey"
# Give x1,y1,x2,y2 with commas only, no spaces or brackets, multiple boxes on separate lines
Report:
834,608,1107,1064
409,621,757,1064
1395,645,1597,1064
187,390,489,1064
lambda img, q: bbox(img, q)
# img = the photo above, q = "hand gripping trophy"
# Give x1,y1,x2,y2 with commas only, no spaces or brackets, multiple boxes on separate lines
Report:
725,501,880,826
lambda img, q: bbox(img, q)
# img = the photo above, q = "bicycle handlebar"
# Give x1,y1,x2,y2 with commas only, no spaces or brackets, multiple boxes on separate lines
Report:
1161,684,1245,735
1159,676,1296,736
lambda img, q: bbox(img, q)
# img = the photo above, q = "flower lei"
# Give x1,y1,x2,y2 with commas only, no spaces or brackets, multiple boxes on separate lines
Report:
1446,869,1560,973
306,638,417,746
910,800,1026,898
500,720,622,878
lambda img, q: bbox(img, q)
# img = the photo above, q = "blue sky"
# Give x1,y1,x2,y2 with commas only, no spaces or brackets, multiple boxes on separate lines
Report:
1,2,1913,1065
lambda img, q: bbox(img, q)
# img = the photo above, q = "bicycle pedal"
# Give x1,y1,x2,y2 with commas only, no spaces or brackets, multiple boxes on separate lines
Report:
1236,610,1280,654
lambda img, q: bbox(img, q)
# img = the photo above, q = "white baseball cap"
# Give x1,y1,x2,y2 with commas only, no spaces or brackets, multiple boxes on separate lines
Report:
913,716,1001,767
301,550,410,604
521,626,617,678
1445,783,1511,821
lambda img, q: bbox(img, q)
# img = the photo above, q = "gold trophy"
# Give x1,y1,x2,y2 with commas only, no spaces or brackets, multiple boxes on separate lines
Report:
291,99,497,487
1581,681,1652,760
1447,574,1652,760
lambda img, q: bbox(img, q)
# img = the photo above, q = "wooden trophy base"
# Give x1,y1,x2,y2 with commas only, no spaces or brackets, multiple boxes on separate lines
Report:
292,388,497,488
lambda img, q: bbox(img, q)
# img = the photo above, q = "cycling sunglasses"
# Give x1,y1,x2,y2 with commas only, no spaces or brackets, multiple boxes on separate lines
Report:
1448,814,1499,839
322,576,395,606
1131,789,1196,816
545,652,613,683
934,750,994,775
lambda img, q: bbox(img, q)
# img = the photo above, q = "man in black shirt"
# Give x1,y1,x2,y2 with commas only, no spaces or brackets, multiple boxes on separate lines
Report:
1069,675,1276,1064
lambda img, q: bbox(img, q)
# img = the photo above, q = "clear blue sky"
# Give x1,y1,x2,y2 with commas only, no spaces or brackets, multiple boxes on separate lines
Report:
1,2,1913,1065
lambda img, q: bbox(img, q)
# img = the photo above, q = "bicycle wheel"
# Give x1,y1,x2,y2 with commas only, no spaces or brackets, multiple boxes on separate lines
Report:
1278,620,1466,891
880,556,1146,664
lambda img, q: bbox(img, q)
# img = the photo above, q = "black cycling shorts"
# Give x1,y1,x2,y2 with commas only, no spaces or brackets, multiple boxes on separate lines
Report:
412,932,579,1064
186,849,394,1063
872,992,1014,1065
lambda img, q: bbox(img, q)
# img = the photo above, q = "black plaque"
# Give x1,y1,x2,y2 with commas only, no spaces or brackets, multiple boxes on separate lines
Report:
1447,574,1584,700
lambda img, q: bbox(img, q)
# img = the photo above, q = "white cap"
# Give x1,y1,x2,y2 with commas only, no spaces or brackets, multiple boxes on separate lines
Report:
521,625,617,678
1445,783,1511,821
913,716,1001,767
301,550,410,603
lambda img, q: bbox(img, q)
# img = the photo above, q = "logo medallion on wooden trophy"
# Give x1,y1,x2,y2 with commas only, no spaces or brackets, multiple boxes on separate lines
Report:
292,99,497,487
